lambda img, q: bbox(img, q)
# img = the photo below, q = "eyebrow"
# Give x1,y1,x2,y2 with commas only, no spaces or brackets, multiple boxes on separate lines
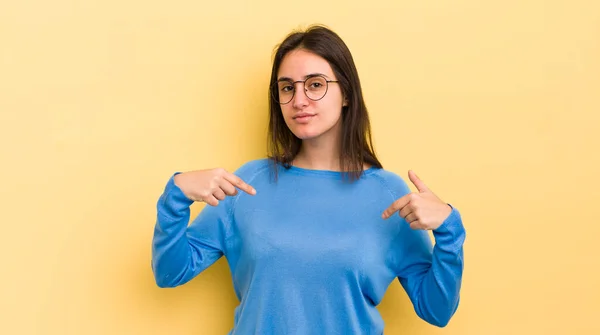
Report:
277,73,331,82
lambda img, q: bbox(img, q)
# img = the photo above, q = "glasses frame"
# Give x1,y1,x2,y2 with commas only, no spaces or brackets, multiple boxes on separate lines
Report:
271,74,339,105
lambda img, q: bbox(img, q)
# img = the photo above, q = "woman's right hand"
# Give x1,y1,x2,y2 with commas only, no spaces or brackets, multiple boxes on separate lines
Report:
173,168,256,206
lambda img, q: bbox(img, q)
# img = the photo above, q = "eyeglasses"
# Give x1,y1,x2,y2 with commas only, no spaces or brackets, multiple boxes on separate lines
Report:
271,74,339,105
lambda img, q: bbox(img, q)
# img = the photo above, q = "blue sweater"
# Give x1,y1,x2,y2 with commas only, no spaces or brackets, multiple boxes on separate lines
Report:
152,158,466,334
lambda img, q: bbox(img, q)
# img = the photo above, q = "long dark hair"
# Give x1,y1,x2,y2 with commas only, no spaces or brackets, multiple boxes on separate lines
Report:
267,24,382,181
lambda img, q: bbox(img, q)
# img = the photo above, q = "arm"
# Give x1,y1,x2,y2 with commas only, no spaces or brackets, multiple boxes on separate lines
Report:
151,173,232,288
394,206,466,327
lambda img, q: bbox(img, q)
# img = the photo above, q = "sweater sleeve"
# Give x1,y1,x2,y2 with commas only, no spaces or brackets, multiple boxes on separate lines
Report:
386,178,466,327
151,173,233,288
395,207,465,327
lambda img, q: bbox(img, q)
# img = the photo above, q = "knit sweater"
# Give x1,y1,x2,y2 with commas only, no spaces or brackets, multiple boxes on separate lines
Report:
151,158,466,334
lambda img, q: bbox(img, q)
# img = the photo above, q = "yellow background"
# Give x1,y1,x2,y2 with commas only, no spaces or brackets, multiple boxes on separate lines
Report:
1,0,599,334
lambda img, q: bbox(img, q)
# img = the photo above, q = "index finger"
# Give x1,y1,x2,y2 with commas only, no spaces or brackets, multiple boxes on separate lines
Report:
381,194,410,219
224,172,256,195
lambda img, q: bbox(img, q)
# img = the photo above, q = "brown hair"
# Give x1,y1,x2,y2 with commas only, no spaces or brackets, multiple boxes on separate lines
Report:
267,24,382,181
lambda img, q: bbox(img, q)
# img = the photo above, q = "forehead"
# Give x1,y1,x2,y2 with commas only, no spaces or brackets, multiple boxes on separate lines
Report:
277,49,335,80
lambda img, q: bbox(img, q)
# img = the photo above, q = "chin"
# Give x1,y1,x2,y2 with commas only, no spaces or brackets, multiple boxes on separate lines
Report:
284,114,341,141
287,121,340,141
291,129,322,140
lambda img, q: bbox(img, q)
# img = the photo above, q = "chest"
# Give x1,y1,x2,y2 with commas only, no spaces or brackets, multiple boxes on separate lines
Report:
231,194,400,273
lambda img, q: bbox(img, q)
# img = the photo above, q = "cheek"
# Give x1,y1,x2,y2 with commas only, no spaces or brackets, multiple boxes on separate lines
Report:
325,111,343,128
325,91,345,112
280,106,295,121
321,99,344,121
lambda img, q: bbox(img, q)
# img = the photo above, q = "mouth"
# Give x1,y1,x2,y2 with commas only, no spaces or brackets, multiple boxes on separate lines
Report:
293,113,316,120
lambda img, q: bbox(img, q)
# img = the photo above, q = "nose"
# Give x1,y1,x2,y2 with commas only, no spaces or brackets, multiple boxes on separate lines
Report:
292,83,309,109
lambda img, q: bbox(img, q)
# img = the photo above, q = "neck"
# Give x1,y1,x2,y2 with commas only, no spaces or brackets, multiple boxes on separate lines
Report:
293,135,341,171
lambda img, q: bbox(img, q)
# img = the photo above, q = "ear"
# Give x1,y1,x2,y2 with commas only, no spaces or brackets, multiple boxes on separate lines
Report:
342,98,348,107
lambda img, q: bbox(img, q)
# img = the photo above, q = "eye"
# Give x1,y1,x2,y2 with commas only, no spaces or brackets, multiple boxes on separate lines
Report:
281,85,293,92
277,81,294,93
306,76,327,91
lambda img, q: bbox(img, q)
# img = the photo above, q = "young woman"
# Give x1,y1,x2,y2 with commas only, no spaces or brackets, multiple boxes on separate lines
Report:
152,25,466,334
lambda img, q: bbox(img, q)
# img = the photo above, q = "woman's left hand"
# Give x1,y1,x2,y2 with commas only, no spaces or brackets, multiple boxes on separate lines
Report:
382,170,452,230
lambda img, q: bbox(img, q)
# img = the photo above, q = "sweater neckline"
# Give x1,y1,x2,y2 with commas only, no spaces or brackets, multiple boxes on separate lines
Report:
282,163,378,179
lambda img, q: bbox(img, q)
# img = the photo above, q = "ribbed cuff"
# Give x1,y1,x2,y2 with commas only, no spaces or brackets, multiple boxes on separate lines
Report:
432,205,466,241
159,172,194,216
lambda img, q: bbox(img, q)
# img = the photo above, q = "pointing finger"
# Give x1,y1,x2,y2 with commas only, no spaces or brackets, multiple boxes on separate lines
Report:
382,194,411,219
224,173,256,195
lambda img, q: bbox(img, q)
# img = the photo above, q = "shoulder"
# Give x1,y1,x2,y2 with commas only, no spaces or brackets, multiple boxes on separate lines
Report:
368,168,412,199
233,158,271,180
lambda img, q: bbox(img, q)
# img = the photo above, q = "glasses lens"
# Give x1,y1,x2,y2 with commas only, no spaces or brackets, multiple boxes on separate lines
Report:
305,76,328,101
274,80,294,104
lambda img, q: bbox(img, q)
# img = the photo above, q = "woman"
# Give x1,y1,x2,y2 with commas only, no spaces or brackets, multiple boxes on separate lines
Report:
152,25,466,334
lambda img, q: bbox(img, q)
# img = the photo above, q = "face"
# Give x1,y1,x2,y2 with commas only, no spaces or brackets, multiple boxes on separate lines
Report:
276,49,346,141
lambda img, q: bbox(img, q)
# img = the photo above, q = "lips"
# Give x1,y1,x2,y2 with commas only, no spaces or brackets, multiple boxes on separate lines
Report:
292,113,316,124
293,113,316,119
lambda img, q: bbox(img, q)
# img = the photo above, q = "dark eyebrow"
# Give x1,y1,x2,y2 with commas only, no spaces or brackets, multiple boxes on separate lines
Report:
276,73,331,82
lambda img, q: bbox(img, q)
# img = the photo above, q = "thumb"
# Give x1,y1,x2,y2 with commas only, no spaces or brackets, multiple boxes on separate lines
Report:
408,170,429,193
